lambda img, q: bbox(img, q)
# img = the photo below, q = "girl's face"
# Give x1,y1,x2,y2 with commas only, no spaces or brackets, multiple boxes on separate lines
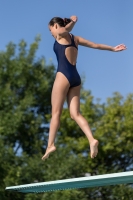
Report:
49,24,59,38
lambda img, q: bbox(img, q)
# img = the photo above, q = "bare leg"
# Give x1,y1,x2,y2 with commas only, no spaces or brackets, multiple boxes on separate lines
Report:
67,85,99,159
42,72,70,160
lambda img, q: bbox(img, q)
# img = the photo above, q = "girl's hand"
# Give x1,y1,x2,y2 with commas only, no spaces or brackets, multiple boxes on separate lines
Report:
70,16,78,23
113,44,127,52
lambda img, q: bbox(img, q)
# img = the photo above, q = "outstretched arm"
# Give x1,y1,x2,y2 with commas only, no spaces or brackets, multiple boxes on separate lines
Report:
76,36,127,52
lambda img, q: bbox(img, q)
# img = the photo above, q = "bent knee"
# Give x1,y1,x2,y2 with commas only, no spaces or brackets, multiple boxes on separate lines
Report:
70,112,80,120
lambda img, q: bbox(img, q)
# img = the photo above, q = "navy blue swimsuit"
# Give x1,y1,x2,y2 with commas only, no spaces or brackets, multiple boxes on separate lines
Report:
53,34,81,88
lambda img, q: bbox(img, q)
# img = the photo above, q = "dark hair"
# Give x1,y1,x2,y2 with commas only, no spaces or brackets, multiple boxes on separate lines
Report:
49,17,71,27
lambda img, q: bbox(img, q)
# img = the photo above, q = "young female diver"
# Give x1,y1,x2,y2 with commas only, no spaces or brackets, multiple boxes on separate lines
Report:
42,16,126,160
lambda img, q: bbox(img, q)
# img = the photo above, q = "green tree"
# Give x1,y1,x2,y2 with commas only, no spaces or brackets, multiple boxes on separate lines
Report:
25,92,133,200
0,37,55,199
0,38,133,199
53,92,133,200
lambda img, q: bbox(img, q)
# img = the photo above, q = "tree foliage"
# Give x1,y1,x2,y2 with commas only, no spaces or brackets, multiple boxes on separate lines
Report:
0,37,55,199
0,39,133,200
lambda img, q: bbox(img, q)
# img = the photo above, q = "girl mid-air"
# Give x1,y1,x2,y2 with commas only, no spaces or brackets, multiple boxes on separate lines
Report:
42,16,126,160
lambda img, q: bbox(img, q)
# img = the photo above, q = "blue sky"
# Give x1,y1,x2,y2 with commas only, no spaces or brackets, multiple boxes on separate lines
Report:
0,0,132,103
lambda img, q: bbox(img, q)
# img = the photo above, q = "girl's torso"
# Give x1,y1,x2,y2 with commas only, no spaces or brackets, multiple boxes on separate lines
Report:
54,33,78,65
53,33,81,88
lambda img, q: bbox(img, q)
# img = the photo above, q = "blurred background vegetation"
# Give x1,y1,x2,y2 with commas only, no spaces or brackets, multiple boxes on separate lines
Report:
0,38,133,200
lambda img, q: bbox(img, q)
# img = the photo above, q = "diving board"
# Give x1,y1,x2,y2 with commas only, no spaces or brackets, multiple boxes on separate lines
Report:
5,171,133,193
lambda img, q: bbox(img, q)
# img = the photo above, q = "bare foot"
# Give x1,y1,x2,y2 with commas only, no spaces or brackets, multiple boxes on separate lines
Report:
42,146,56,160
90,139,99,159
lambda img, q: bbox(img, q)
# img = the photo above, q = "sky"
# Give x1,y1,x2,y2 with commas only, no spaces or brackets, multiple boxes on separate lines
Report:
0,0,132,103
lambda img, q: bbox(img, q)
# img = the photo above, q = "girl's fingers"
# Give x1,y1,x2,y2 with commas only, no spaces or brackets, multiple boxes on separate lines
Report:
70,16,78,22
115,44,127,51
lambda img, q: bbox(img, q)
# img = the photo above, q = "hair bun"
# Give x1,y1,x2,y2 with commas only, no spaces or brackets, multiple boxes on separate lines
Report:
64,18,71,26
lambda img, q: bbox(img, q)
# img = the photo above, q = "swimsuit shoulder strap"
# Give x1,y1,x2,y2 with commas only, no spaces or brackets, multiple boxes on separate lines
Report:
70,33,78,49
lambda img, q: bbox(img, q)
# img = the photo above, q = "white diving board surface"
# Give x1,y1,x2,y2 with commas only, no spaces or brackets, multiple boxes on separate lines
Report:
5,171,133,193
